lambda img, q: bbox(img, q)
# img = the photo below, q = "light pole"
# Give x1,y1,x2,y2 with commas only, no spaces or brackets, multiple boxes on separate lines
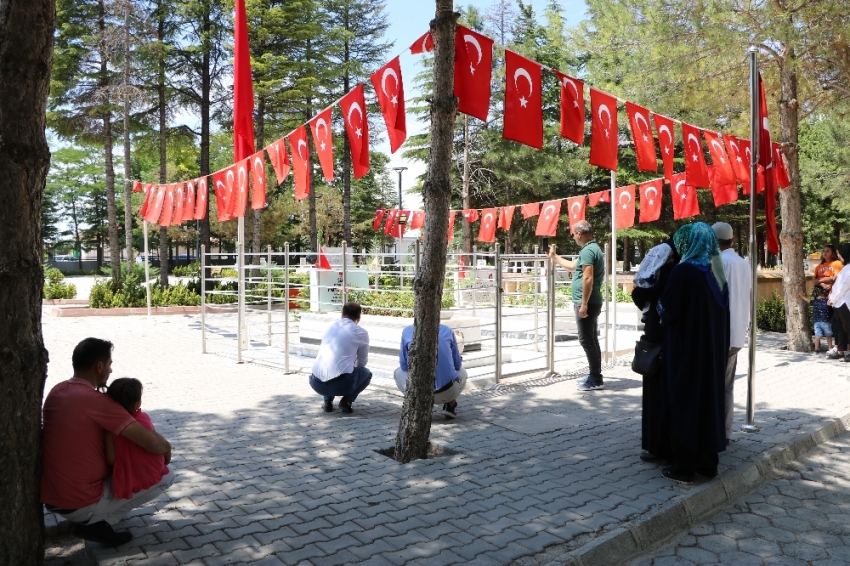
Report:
392,167,407,265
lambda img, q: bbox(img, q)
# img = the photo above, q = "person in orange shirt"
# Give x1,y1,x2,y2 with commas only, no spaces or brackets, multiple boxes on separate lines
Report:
814,245,843,294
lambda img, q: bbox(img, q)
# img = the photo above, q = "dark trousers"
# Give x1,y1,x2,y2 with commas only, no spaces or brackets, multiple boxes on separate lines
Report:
574,302,603,379
832,305,850,351
309,366,372,404
670,434,719,477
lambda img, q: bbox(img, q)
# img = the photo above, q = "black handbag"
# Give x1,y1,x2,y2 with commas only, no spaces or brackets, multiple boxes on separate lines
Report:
632,339,662,375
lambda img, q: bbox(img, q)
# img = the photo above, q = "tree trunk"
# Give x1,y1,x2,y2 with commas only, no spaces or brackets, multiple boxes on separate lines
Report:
199,3,211,256
622,235,631,271
157,3,168,287
776,45,808,352
123,6,133,265
461,114,472,256
394,0,457,463
0,0,54,562
98,0,120,287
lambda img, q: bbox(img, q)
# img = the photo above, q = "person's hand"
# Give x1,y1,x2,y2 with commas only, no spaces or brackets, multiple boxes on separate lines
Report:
579,305,588,318
547,244,558,258
828,300,834,306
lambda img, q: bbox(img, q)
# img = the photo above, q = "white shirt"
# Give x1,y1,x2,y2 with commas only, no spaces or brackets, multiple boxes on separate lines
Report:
721,248,752,349
311,318,370,382
829,265,850,309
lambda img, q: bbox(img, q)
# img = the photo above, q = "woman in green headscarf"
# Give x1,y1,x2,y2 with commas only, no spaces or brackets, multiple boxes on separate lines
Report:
657,222,730,484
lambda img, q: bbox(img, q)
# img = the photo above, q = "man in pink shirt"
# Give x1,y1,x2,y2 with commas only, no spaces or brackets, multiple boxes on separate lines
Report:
42,338,174,547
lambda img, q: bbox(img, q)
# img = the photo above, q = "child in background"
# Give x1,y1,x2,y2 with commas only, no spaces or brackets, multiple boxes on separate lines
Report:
105,378,169,499
798,290,834,354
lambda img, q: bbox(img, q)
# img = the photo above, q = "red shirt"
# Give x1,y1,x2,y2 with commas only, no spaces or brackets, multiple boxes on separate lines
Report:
112,410,168,499
41,378,136,509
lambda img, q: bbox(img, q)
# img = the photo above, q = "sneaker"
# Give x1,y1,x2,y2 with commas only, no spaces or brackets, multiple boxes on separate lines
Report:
827,351,844,360
339,399,353,414
827,347,838,355
589,378,605,390
662,467,694,485
842,355,850,363
442,401,457,419
74,521,133,547
577,376,593,391
322,400,334,412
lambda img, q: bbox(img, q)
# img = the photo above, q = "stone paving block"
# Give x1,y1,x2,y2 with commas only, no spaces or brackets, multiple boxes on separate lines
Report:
443,535,499,561
313,534,361,557
349,524,396,546
212,534,262,555
481,541,534,563
347,537,396,560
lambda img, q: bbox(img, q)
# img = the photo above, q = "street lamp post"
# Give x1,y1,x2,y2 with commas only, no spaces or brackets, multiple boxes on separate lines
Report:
392,167,407,266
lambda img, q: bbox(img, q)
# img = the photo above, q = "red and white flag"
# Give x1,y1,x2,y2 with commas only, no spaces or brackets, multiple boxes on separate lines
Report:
389,210,408,238
478,208,497,242
194,177,208,220
159,184,175,227
681,122,709,188
738,138,757,194
703,130,735,186
309,107,334,182
233,0,255,163
626,102,657,172
707,165,738,207
230,158,249,218
653,113,676,181
339,85,370,179
144,185,165,224
140,183,155,218
183,179,196,221
504,50,542,150
759,74,779,255
638,179,663,223
553,71,584,145
722,134,749,186
132,181,142,193
288,126,310,201
410,31,434,55
521,202,540,219
535,200,562,237
671,173,700,220
614,185,636,229
461,209,479,223
588,190,610,207
266,137,291,186
249,150,267,210
454,25,493,121
212,165,236,222
372,209,386,231
498,205,515,231
589,88,618,171
371,56,406,154
172,182,185,225
383,209,399,235
409,210,425,230
447,211,456,242
316,247,332,270
773,142,790,189
566,195,585,233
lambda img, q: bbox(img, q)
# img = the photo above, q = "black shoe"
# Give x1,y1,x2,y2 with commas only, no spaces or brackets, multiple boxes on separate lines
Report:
322,399,334,412
696,467,718,478
827,351,843,359
442,401,457,419
74,521,133,547
842,355,850,363
339,399,353,413
662,467,694,485
640,451,666,464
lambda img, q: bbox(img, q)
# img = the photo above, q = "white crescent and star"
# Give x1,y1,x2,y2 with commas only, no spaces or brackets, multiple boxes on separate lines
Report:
570,201,582,218
618,190,632,209
675,179,687,199
645,186,658,205
687,133,702,162
315,117,330,151
542,204,556,219
253,156,265,183
382,67,399,106
745,147,752,165
463,34,483,75
563,77,580,108
728,139,743,163
483,212,494,227
347,102,363,138
710,139,727,163
634,112,650,142
297,139,308,162
514,67,533,108
658,124,672,154
598,104,612,138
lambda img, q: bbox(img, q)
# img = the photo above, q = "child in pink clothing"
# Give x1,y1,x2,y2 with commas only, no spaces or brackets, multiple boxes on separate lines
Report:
104,378,169,499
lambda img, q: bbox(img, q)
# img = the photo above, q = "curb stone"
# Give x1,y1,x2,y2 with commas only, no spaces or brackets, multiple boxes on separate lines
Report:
513,411,850,566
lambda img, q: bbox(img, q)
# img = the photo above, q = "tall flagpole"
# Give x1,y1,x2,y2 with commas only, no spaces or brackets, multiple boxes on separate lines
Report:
742,46,760,433
610,169,617,364
143,220,151,316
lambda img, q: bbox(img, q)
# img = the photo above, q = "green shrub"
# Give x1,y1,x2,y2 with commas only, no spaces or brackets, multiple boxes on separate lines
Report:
89,270,201,308
348,289,454,317
43,267,77,299
172,262,200,277
756,292,786,332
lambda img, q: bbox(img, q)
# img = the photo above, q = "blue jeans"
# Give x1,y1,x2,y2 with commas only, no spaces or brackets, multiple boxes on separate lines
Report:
814,321,833,337
309,366,372,404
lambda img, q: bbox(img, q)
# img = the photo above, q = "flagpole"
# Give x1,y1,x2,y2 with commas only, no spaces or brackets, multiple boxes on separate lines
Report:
742,46,760,434
237,215,245,363
610,169,617,364
143,219,151,317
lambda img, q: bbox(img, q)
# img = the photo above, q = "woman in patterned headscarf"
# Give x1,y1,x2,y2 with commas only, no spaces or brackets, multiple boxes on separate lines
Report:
657,222,730,484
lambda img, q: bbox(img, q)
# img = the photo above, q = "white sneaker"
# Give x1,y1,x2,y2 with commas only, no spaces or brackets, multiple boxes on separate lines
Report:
827,347,838,355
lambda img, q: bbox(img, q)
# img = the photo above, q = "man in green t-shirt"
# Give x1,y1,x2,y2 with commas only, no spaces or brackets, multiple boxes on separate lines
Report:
548,220,606,390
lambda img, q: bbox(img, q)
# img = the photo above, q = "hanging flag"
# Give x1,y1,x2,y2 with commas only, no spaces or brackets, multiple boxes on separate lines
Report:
172,182,185,225
194,177,208,220
626,102,657,172
383,209,399,235
132,181,142,193
250,150,267,210
339,85,370,179
614,185,636,229
410,31,434,54
504,50,543,150
478,208,497,242
722,134,750,186
447,211,456,242
653,113,676,181
671,173,699,220
309,107,334,182
140,183,155,218
229,158,249,218
233,0,255,162
521,202,540,219
390,210,409,238
498,205,515,231
738,138,756,194
372,209,386,231
773,142,790,189
371,56,407,153
316,247,332,270
212,166,236,222
589,88,618,171
409,210,425,230
266,137,291,186
454,25,493,121
535,200,562,237
552,71,584,145
681,123,710,188
759,74,779,255
159,184,175,227
143,185,165,224
182,180,196,222
461,209,479,223
708,165,738,207
638,179,663,223
288,126,310,201
588,190,610,207
566,195,586,233
703,130,735,186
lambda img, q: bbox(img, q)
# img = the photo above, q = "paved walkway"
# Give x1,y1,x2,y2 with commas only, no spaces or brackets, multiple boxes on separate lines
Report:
625,431,850,566
40,313,850,566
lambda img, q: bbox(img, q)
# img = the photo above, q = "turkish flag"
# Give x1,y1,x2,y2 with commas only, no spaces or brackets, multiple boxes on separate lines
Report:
535,200,561,237
143,185,164,224
249,150,267,210
183,180,196,222
703,130,735,186
410,31,434,54
288,126,310,201
140,183,155,218
626,102,657,172
212,165,236,222
194,177,208,220
521,202,540,219
478,208,498,243
708,165,738,207
504,50,542,150
638,179,663,223
309,107,334,182
614,185,636,229
588,190,610,207
681,123,709,188
759,74,779,255
566,196,586,233
230,158,249,218
372,209,386,231
552,71,584,145
172,182,185,225
454,25,493,121
233,0,255,162
339,85,370,179
159,184,175,227
722,134,750,186
461,209,479,223
653,113,676,181
773,142,790,188
390,210,409,238
371,56,406,153
589,88,618,171
383,209,398,235
266,137,291,185
132,181,142,193
447,211,456,242
316,247,332,270
671,173,700,220
410,210,425,230
738,138,756,194
498,206,515,231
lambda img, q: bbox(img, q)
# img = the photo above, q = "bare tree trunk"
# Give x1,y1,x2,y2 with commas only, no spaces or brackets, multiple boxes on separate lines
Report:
100,0,121,287
199,2,211,256
157,1,168,287
0,0,54,562
123,5,133,265
461,114,471,256
394,0,457,463
776,45,808,352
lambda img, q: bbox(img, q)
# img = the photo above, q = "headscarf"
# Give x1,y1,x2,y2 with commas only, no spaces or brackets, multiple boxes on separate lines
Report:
633,241,674,289
673,222,727,298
